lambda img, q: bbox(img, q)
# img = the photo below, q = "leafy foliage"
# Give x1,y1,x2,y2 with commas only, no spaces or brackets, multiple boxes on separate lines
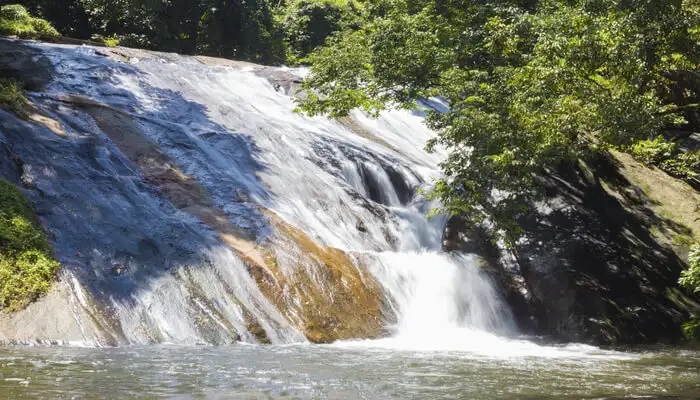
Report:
298,0,700,239
630,136,699,180
0,78,29,118
91,33,120,48
680,244,700,296
680,244,700,340
15,0,360,64
630,137,680,166
0,4,59,40
196,0,285,63
278,0,362,62
0,179,60,311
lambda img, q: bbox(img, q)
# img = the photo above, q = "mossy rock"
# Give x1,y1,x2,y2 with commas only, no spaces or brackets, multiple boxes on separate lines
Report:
0,178,60,311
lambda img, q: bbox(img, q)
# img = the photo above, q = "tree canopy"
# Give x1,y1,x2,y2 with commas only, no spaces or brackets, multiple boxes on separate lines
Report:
297,0,700,240
15,0,359,64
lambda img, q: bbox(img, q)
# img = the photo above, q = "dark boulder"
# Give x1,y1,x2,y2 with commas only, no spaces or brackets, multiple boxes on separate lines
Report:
442,216,538,335
444,154,694,345
0,39,54,90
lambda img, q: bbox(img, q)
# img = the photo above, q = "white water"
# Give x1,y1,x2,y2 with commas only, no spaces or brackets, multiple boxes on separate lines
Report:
14,42,621,357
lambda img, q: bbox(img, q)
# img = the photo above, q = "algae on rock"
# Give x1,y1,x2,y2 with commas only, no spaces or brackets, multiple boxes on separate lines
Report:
0,179,60,311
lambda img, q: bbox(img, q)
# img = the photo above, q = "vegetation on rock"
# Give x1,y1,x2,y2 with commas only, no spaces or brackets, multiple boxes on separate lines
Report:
0,78,29,118
630,137,700,182
681,244,700,296
0,179,60,312
680,244,700,340
0,4,59,40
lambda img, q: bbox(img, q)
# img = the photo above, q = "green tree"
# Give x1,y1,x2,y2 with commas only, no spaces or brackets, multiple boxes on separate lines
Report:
298,0,700,240
279,0,362,62
197,0,285,63
16,0,287,63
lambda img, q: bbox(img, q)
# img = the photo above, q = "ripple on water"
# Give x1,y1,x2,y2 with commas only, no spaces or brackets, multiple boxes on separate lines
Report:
0,344,698,399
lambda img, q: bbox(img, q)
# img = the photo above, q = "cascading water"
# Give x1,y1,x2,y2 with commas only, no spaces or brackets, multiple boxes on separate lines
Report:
1,40,517,350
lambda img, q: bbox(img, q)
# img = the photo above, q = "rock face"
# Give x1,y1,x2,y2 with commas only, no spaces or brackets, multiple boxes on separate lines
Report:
0,39,392,345
444,155,696,345
0,40,54,90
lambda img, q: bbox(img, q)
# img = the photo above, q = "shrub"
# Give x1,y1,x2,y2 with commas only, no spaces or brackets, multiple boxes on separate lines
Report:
680,244,700,341
629,136,699,180
0,78,29,118
662,150,700,180
0,179,60,311
630,137,679,166
91,33,120,48
0,4,60,40
680,244,700,295
684,318,700,341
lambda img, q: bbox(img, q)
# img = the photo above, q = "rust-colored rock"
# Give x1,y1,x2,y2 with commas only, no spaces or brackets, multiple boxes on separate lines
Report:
73,98,385,343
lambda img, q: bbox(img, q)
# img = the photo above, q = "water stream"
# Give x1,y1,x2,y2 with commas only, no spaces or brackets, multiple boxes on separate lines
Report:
1,41,699,398
1,345,699,399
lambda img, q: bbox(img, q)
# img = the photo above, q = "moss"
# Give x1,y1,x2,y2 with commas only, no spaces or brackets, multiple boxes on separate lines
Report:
0,179,60,311
0,4,60,41
243,311,271,344
612,150,700,245
0,78,29,118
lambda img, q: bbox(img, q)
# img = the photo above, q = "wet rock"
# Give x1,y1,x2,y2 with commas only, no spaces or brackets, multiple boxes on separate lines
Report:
444,155,695,345
384,165,415,205
442,216,538,334
311,138,418,207
0,128,22,185
510,156,692,345
442,216,499,258
0,39,54,90
254,68,303,96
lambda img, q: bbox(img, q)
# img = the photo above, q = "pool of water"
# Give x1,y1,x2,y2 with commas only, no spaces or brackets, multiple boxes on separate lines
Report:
1,342,698,399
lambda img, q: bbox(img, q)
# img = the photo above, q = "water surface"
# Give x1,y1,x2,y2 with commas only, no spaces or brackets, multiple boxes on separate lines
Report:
1,343,698,399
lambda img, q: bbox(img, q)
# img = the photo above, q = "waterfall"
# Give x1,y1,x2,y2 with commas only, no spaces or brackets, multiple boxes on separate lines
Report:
1,41,516,348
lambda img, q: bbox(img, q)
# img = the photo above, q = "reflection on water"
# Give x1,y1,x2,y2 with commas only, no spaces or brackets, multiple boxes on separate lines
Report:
0,344,698,399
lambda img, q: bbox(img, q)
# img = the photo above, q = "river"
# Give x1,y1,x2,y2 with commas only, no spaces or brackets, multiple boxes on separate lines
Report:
1,342,699,399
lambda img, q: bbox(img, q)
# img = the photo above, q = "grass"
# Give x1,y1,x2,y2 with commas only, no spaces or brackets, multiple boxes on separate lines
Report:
0,78,30,118
92,34,120,48
0,179,60,311
0,4,59,41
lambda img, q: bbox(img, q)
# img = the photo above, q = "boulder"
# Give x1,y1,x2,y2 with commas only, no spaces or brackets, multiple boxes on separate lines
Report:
0,39,54,90
444,154,694,345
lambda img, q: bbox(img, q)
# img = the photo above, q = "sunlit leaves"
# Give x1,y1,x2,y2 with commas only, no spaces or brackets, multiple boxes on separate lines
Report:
299,0,700,240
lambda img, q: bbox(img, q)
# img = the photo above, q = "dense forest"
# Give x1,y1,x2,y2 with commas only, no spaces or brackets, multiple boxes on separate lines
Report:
3,0,361,64
0,0,699,338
